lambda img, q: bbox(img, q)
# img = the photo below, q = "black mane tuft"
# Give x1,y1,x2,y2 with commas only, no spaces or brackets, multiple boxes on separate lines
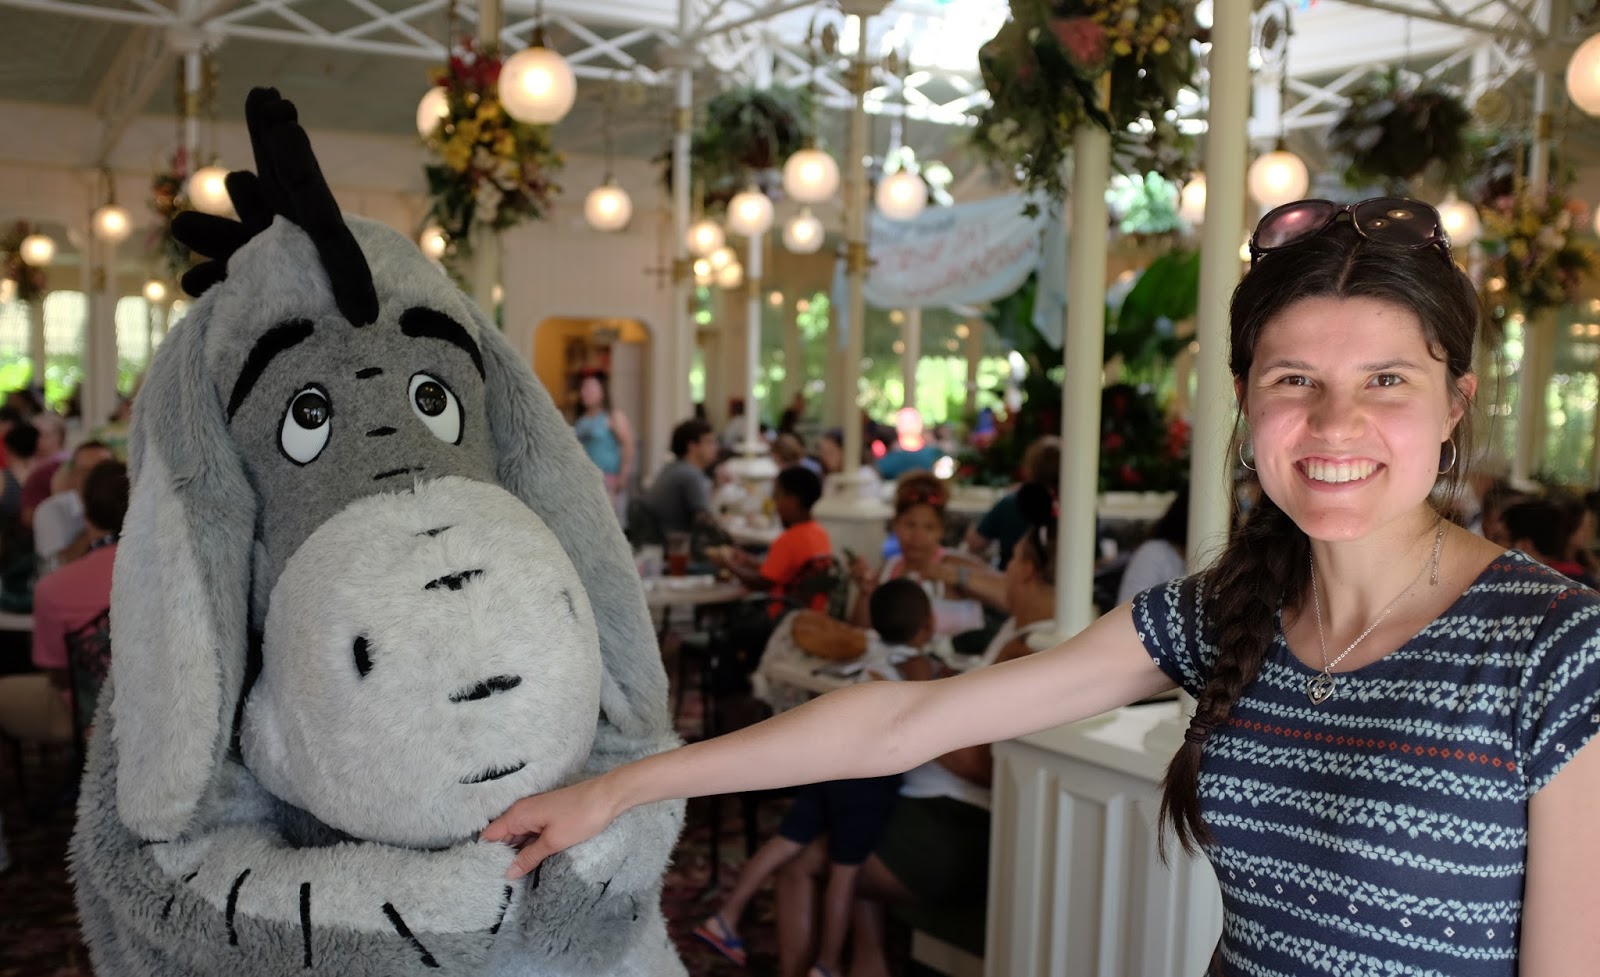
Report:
173,87,379,327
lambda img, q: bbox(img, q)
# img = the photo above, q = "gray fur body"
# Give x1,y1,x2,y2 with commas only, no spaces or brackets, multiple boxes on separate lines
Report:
71,207,687,975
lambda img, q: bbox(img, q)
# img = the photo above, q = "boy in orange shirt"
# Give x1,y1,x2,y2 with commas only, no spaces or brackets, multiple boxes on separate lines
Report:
711,465,831,602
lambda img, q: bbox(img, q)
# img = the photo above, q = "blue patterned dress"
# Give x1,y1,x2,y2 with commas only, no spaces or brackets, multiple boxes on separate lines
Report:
1132,551,1600,977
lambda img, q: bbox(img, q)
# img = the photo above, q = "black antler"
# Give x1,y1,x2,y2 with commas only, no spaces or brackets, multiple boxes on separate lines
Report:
173,87,379,328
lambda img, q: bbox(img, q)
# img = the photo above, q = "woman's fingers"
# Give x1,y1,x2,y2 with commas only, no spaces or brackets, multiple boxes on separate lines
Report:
507,836,557,879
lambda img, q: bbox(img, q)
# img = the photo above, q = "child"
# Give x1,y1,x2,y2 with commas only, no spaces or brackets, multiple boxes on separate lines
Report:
694,579,935,976
847,471,985,635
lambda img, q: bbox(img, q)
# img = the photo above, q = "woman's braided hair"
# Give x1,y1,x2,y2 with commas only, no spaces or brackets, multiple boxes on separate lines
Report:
1157,222,1481,856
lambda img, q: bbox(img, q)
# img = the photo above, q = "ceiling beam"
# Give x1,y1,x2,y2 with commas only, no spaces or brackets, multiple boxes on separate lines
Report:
90,26,174,165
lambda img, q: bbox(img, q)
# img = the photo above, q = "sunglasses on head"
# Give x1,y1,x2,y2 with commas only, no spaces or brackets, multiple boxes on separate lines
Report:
1247,197,1454,268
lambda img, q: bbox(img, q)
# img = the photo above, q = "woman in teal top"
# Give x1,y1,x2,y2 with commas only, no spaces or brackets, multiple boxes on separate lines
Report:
572,370,633,521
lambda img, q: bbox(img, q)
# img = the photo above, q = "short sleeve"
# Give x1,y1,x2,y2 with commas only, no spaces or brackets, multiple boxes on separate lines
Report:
31,577,67,670
760,532,803,585
681,467,711,517
975,494,1015,539
1128,574,1215,697
1516,585,1600,794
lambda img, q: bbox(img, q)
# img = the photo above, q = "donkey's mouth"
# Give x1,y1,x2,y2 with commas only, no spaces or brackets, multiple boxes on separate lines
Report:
460,761,528,785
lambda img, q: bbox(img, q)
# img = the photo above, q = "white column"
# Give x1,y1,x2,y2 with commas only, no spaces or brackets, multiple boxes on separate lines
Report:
1188,0,1251,570
837,4,881,479
782,292,803,410
180,40,203,168
901,306,921,411
668,0,695,428
86,239,120,430
1055,122,1111,638
743,233,765,450
28,299,46,393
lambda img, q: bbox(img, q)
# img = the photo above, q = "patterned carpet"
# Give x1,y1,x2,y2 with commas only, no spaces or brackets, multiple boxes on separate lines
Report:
0,692,787,977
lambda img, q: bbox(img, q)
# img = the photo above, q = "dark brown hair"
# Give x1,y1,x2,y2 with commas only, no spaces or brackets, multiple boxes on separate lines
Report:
893,471,949,519
1015,481,1059,586
1158,222,1480,857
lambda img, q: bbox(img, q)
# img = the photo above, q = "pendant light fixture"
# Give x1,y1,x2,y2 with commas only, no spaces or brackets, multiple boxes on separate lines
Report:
500,0,576,125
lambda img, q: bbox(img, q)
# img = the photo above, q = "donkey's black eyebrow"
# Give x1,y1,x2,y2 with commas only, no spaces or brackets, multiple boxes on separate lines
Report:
399,307,485,378
227,319,315,421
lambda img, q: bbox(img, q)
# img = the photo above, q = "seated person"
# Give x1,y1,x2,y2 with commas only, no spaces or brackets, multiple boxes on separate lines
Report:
1503,498,1597,587
773,481,1061,977
848,472,986,634
0,459,127,746
875,408,943,481
965,435,1059,569
34,440,114,571
696,580,936,976
1116,485,1190,605
641,419,718,537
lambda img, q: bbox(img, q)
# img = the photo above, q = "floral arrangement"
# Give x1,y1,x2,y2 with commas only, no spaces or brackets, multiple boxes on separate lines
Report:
1099,383,1189,491
0,222,48,304
971,0,1199,202
422,40,562,255
146,149,194,283
659,86,811,210
1479,185,1600,314
1326,69,1473,191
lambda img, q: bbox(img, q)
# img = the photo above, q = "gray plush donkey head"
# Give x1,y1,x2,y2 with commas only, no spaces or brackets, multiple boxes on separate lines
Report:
111,88,669,844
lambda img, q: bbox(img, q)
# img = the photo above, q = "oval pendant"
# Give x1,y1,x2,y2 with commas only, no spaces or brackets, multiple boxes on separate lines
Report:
1306,672,1336,705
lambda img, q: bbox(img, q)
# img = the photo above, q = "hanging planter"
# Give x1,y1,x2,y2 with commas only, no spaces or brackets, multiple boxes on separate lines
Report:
1327,68,1472,191
0,222,49,305
421,39,563,259
971,0,1200,206
1479,183,1599,316
658,86,812,210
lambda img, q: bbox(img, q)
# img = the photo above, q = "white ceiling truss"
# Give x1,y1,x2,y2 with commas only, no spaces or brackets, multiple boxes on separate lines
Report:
0,0,1592,163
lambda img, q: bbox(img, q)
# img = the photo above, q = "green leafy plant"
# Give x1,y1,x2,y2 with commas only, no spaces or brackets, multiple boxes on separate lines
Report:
1327,68,1472,191
659,86,812,209
972,0,1199,204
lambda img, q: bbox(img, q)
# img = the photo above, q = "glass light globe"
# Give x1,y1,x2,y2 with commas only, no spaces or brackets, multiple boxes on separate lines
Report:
584,179,633,232
875,170,928,221
1179,173,1207,225
1437,195,1481,246
693,258,713,285
1246,150,1309,208
93,204,133,244
709,245,737,271
143,279,167,303
187,165,234,216
686,219,724,257
419,225,448,260
416,86,450,138
499,45,576,125
782,148,840,204
1569,34,1600,116
716,261,744,290
782,208,825,254
18,233,55,267
727,187,775,237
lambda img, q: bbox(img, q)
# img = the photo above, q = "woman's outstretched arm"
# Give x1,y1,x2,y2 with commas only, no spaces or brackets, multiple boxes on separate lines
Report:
484,602,1174,878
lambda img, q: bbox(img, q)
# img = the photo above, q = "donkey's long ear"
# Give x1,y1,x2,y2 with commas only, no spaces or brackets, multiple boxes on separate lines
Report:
110,300,258,840
474,322,670,742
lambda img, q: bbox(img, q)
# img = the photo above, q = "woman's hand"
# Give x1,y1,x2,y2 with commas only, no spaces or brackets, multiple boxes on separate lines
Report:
848,553,874,587
481,775,625,880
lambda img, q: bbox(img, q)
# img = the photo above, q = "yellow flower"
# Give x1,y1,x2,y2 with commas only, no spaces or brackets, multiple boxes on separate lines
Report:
477,100,502,122
1113,38,1133,56
456,120,480,145
1152,37,1170,55
494,132,516,157
443,142,472,174
1508,239,1528,261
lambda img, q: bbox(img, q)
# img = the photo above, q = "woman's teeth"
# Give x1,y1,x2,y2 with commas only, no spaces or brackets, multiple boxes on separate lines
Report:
1304,459,1377,483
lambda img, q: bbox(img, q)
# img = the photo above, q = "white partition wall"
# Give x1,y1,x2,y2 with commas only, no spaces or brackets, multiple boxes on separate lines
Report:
986,706,1223,977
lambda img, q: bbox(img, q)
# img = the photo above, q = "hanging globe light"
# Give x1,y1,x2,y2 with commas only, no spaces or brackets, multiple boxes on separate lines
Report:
693,258,713,286
708,245,737,271
875,170,927,221
188,164,234,216
727,187,775,237
419,224,449,260
782,207,825,254
1437,194,1481,246
499,39,576,125
1246,149,1309,208
143,279,168,303
1179,173,1208,225
18,233,55,267
686,218,725,257
782,147,840,204
716,261,744,290
1568,34,1600,116
584,177,633,232
416,86,450,139
92,203,133,244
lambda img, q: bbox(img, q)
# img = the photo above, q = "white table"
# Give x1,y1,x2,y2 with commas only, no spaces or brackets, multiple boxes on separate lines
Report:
641,577,746,610
724,522,782,548
0,612,33,632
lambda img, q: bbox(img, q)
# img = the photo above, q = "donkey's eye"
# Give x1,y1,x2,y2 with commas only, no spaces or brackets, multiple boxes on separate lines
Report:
280,385,332,465
409,373,462,444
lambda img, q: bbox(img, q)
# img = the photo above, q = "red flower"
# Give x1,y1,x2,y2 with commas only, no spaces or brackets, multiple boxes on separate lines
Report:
1103,432,1125,453
1050,17,1107,71
1119,464,1143,487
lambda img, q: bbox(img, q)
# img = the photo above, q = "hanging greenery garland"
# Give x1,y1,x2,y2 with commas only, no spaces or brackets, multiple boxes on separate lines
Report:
0,222,48,305
658,86,812,210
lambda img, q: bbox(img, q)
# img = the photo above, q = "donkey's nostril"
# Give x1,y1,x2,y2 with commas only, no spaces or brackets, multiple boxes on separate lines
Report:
367,426,397,437
353,636,372,678
449,674,522,703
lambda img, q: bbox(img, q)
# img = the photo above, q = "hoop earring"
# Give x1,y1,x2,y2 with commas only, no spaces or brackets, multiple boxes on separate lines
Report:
1438,439,1457,475
1238,441,1256,472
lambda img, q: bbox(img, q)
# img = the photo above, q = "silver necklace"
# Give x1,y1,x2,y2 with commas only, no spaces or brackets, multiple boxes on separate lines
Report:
1306,524,1445,705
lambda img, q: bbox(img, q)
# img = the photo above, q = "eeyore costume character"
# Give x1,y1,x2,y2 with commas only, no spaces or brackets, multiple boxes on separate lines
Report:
69,88,687,976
